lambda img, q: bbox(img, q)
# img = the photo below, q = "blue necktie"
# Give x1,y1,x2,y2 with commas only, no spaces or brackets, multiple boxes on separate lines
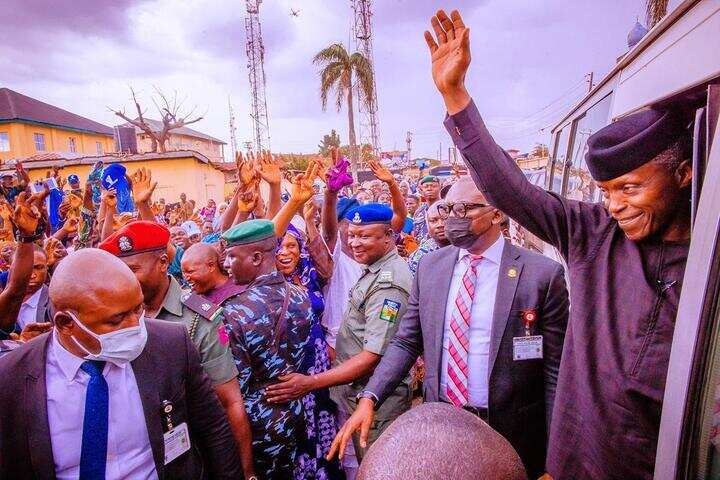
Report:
79,360,108,480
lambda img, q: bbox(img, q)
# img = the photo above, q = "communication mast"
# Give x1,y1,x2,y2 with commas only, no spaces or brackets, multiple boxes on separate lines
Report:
244,0,270,152
351,0,380,156
228,97,239,160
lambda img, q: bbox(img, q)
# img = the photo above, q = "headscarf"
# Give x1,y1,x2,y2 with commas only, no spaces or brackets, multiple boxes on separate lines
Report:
281,224,325,318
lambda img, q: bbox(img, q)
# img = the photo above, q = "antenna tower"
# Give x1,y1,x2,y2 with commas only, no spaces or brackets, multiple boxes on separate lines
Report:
351,0,380,156
244,0,270,152
228,97,239,160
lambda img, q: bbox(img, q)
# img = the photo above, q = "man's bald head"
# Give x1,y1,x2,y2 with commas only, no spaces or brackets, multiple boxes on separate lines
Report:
358,403,527,480
181,243,227,294
446,176,487,204
50,248,141,314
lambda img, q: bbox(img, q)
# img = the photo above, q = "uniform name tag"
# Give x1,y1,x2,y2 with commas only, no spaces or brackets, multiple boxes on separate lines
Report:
513,335,543,361
163,422,191,465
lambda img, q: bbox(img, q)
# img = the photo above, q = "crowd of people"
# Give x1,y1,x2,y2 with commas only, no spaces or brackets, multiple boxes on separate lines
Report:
0,8,696,480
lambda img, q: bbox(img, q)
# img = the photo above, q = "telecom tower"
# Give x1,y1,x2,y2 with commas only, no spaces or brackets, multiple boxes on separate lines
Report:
351,0,380,156
244,0,270,152
228,97,239,160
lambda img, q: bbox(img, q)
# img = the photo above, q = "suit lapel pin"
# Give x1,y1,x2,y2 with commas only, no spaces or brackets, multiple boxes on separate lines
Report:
507,267,518,278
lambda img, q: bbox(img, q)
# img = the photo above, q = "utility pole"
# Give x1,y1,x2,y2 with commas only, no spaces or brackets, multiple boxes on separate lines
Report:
245,0,270,152
405,131,412,167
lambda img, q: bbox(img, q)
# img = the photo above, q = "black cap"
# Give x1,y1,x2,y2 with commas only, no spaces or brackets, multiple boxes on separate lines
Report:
585,108,689,181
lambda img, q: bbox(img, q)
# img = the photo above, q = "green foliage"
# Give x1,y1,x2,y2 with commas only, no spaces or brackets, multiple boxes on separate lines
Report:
313,43,374,113
318,129,342,156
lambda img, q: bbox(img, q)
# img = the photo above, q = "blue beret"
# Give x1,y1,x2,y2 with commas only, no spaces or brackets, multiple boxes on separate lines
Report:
222,219,275,246
345,203,393,225
586,108,690,181
68,174,80,184
101,163,126,189
336,197,360,220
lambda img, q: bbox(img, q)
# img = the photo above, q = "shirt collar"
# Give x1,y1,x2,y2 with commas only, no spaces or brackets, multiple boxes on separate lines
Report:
458,235,505,265
367,248,399,274
50,329,88,382
160,276,184,317
23,287,43,308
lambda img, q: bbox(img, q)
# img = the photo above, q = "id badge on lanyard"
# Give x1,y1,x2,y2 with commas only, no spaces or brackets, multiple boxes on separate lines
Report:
513,309,543,361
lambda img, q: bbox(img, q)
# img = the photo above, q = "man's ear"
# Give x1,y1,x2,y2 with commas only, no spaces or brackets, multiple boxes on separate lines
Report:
491,209,504,226
252,250,263,267
158,253,170,273
675,159,693,189
54,311,73,334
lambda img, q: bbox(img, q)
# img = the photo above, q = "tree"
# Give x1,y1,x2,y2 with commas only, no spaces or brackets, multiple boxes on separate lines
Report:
645,0,669,28
318,129,342,156
313,43,375,183
112,87,204,153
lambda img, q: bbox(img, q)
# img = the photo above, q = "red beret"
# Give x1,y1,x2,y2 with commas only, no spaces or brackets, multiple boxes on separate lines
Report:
99,221,170,257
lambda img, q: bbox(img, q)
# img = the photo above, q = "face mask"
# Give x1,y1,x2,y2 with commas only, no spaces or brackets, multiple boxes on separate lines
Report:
68,311,148,366
444,217,480,249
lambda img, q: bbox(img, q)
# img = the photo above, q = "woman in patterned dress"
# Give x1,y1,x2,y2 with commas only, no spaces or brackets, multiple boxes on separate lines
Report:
276,223,345,480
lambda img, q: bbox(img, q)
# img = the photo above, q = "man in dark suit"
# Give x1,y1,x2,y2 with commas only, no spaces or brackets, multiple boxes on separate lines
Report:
0,248,242,480
330,177,569,478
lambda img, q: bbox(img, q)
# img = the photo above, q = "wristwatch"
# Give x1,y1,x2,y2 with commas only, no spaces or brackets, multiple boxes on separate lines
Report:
356,390,379,405
17,232,43,243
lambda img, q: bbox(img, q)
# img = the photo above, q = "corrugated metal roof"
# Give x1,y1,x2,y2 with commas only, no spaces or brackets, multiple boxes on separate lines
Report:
121,118,226,144
0,88,114,136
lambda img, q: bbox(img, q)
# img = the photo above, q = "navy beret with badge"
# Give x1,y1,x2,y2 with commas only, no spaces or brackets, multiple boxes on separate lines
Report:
585,107,690,181
345,202,393,225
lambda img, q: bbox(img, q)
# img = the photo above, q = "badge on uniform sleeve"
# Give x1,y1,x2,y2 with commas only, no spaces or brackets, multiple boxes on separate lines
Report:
378,270,393,283
379,299,401,323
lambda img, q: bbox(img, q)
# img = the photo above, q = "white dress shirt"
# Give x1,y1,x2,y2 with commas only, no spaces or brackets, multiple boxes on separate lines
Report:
17,287,43,330
440,236,504,408
322,239,364,348
46,331,158,480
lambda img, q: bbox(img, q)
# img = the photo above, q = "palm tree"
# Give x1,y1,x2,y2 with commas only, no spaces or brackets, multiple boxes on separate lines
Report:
313,43,375,183
645,0,669,27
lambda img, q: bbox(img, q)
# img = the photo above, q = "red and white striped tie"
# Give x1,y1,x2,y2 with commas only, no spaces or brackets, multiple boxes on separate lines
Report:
446,254,483,407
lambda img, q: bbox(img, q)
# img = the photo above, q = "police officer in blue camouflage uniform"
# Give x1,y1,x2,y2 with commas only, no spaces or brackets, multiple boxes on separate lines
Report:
221,219,312,480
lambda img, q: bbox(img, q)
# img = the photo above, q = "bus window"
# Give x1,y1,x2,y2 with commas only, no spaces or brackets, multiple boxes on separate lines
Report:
548,126,570,194
565,95,612,202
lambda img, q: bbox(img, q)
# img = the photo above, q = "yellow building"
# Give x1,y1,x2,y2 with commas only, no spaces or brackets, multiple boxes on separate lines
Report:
1,150,229,206
0,88,115,164
123,119,226,163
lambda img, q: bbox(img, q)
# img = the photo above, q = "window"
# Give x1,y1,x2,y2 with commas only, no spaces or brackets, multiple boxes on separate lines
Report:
68,137,76,153
0,133,9,152
33,133,45,151
565,95,612,203
96,141,103,155
547,127,570,194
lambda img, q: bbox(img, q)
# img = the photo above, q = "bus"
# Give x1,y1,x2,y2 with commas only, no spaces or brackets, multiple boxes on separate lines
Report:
541,1,720,477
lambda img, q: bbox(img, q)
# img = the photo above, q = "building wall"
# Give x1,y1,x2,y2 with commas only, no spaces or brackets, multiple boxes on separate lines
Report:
23,156,225,206
0,121,114,163
136,133,224,163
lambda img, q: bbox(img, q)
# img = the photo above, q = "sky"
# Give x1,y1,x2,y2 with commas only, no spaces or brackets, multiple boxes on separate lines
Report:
1,0,657,161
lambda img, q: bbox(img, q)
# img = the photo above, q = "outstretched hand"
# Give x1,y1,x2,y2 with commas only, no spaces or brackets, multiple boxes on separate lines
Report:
12,191,45,236
290,161,320,205
236,151,260,187
131,167,158,204
424,9,472,114
258,150,282,186
368,158,395,184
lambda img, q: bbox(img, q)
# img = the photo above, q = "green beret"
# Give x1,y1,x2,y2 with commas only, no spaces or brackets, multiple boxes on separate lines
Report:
222,219,275,246
420,175,439,184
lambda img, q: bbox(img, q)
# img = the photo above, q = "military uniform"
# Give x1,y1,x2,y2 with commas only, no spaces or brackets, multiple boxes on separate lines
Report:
221,219,313,480
154,276,238,386
99,220,237,387
331,246,413,459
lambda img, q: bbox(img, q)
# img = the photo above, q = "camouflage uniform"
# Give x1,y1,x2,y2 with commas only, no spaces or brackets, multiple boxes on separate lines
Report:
154,276,238,386
407,237,440,276
412,203,429,241
222,270,312,480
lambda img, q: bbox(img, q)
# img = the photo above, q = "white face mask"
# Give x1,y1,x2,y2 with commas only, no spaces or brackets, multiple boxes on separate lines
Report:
68,311,148,366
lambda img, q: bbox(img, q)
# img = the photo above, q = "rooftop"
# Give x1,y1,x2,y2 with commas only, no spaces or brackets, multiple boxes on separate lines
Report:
122,118,226,144
1,149,214,171
0,88,114,136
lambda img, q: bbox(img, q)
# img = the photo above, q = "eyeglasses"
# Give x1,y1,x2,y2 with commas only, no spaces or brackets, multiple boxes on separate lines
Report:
436,202,490,219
